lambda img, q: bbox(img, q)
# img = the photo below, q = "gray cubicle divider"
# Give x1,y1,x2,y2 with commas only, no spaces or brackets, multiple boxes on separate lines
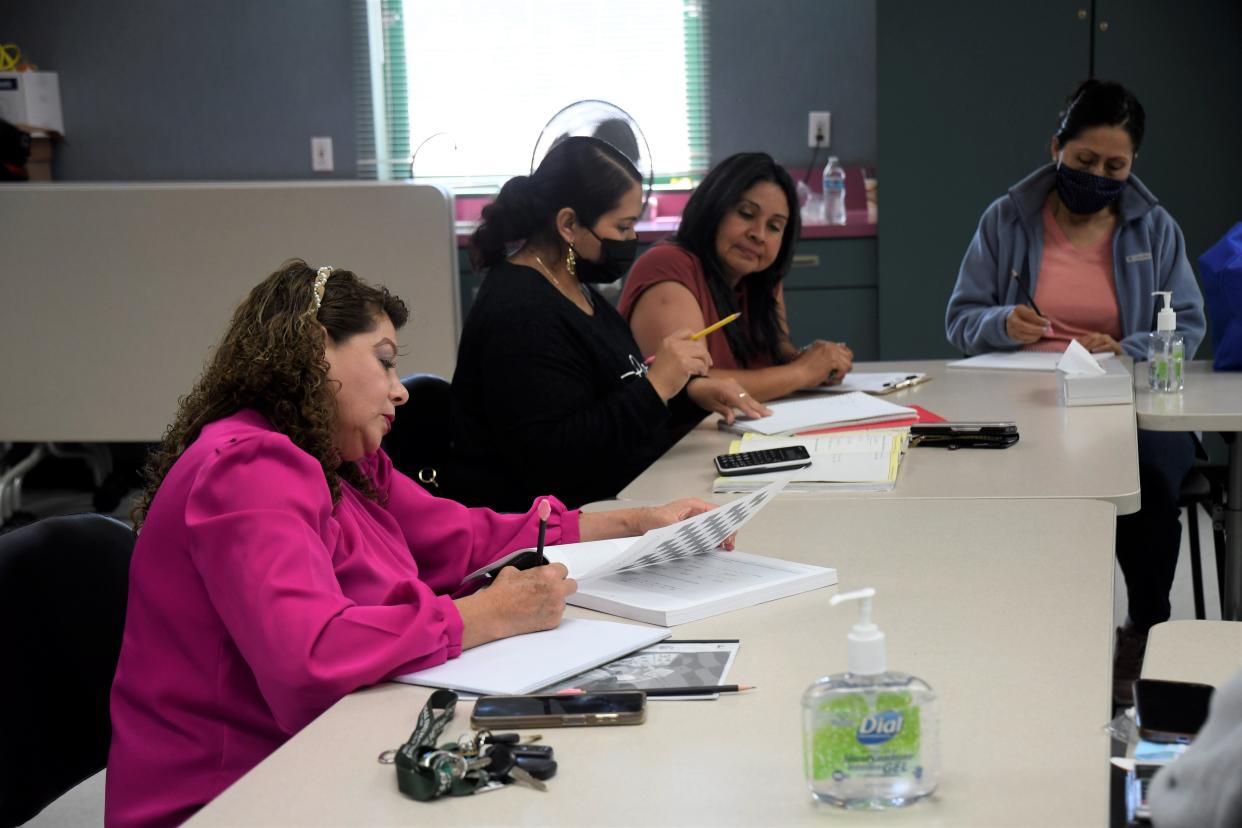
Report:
0,182,459,442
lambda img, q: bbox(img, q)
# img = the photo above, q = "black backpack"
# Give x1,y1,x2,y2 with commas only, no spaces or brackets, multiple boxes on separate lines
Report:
0,117,31,180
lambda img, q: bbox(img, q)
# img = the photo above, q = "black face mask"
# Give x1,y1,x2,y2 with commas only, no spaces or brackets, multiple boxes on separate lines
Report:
1055,163,1127,215
576,227,638,283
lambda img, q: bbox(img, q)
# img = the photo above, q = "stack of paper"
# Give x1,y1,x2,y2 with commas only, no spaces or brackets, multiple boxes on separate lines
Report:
721,391,917,436
713,430,906,493
395,618,670,695
948,350,1115,371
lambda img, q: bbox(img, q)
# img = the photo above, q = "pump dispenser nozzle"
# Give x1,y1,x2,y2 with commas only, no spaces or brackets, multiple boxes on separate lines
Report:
830,587,887,675
1152,291,1176,332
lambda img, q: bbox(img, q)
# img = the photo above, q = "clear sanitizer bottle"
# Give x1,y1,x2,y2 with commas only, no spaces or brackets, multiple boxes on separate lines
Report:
802,588,939,809
1147,291,1185,392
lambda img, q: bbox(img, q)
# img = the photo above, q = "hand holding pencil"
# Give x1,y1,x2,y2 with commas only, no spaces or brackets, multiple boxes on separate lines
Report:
1007,268,1052,343
644,329,713,401
1006,304,1052,343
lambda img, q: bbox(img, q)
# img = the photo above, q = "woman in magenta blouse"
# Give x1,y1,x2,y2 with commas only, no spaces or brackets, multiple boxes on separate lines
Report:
620,152,854,402
105,260,719,827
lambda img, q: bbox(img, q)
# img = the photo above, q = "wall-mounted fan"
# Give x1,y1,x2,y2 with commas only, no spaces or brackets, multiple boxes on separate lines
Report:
529,100,654,209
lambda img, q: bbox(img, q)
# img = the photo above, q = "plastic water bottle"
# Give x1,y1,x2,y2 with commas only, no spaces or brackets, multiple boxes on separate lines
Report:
822,157,847,225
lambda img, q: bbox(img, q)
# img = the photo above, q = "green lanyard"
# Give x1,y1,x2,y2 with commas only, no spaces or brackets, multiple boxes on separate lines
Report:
390,689,491,801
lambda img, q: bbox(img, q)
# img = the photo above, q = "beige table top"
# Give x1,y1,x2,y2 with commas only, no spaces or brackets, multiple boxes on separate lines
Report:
186,497,1116,828
1133,362,1242,432
1142,620,1242,687
621,360,1141,515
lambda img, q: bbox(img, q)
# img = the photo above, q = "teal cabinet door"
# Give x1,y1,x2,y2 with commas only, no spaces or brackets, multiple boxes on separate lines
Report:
783,238,878,359
876,0,1089,359
784,287,879,361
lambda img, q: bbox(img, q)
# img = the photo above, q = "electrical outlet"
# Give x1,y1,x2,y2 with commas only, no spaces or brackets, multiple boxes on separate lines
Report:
807,112,831,148
311,136,334,172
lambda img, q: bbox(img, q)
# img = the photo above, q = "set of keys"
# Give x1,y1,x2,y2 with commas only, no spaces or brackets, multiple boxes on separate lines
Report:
387,689,558,802
450,730,557,793
383,728,557,799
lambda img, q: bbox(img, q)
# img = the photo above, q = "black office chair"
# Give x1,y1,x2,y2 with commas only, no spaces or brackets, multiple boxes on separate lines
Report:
383,373,454,493
0,514,134,827
1181,463,1228,620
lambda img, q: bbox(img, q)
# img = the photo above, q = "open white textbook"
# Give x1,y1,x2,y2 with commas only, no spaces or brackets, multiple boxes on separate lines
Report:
464,477,836,626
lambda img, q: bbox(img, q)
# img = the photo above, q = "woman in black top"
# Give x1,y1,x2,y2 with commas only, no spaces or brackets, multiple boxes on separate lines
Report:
449,137,769,511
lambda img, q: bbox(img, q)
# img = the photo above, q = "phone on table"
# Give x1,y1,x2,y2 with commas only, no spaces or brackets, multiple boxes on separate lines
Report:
471,691,647,729
714,445,813,476
1132,678,1214,743
909,421,1019,449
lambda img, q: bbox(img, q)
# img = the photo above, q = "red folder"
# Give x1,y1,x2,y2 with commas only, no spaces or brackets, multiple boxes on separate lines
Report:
795,405,946,436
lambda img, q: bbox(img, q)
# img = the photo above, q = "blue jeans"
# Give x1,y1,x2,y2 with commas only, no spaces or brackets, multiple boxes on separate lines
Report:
1116,430,1197,632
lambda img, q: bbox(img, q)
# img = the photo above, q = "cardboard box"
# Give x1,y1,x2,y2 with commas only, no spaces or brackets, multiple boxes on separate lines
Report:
1058,358,1134,406
0,71,64,135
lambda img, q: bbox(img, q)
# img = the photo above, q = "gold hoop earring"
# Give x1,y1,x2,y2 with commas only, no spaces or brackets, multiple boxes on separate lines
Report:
565,245,577,278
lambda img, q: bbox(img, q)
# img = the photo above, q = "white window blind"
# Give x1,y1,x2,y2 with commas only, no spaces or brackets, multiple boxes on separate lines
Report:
358,0,709,184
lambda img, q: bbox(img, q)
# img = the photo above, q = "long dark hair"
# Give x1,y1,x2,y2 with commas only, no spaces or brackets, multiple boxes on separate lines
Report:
469,136,641,271
133,260,409,529
1054,79,1146,153
672,152,799,367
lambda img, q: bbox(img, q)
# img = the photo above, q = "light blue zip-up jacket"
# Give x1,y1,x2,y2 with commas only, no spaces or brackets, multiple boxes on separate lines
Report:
945,164,1205,359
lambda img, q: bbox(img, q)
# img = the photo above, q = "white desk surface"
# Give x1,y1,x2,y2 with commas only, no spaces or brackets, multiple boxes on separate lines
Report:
1133,362,1242,432
1142,620,1242,688
621,360,1141,515
186,497,1116,828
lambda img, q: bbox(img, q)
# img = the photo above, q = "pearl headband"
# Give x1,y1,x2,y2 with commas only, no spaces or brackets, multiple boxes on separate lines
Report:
311,266,334,312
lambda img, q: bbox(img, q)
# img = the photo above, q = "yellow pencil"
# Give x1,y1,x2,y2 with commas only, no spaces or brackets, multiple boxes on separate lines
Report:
643,312,743,365
690,312,741,341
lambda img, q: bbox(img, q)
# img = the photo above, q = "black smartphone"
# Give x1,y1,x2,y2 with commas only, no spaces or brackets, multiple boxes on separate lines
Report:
1132,678,1214,743
470,691,647,729
714,445,813,476
909,422,1019,449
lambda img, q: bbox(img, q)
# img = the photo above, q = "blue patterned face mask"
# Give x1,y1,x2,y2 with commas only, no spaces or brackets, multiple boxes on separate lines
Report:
1055,163,1127,215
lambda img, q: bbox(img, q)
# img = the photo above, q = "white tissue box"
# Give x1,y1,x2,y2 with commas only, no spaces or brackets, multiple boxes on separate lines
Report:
0,72,64,135
1058,359,1133,406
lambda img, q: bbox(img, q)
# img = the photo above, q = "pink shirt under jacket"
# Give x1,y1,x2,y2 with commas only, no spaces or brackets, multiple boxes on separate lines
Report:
105,410,580,827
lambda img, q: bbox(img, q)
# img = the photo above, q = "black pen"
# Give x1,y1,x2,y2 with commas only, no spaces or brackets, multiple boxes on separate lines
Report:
642,684,755,696
1012,266,1045,319
882,374,919,388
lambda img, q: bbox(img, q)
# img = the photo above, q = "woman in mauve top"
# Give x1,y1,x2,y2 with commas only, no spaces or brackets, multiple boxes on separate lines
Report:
106,260,720,827
943,80,1205,709
620,152,855,402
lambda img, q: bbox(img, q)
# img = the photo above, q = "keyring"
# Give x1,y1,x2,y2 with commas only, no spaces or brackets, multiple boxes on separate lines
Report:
419,750,468,776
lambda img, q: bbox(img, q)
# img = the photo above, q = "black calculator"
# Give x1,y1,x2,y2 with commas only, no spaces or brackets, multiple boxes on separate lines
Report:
714,445,812,476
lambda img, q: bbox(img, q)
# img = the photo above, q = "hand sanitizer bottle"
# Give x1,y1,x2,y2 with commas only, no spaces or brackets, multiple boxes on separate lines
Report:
801,588,939,809
1147,291,1185,392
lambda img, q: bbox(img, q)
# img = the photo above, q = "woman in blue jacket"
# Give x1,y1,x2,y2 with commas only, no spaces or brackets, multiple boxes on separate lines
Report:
945,80,1206,707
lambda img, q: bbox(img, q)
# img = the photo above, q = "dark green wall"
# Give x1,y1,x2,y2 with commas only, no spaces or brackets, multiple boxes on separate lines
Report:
877,0,1242,359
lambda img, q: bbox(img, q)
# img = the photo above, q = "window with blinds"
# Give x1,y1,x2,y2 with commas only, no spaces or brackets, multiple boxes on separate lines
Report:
357,0,710,185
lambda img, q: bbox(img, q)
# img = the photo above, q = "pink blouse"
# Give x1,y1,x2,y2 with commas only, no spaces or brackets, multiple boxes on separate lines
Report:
1022,203,1122,352
105,410,579,827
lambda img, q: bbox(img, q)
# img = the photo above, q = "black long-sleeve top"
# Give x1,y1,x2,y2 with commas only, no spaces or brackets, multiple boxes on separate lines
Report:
447,261,705,511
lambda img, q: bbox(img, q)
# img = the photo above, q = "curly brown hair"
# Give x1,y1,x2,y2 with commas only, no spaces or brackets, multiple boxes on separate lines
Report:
132,259,409,530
